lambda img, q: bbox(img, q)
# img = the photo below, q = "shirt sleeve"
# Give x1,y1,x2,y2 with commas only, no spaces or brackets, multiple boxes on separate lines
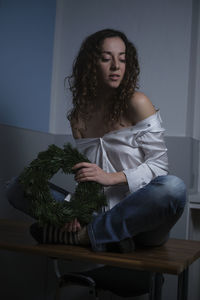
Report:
123,130,169,193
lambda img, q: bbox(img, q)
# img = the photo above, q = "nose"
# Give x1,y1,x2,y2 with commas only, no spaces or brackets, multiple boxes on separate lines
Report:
111,58,119,70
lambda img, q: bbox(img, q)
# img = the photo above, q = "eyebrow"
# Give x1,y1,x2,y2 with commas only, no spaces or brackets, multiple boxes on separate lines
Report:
101,51,126,55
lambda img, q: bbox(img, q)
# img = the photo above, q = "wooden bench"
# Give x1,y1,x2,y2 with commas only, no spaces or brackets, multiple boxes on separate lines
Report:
0,218,200,300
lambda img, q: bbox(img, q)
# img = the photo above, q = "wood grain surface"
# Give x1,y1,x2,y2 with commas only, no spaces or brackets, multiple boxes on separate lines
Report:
0,219,200,275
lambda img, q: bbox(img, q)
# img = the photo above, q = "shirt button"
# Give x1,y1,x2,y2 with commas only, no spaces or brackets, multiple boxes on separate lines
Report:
147,124,151,127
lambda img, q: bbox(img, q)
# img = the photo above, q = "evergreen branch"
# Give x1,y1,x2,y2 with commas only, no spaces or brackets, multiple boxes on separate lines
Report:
19,143,107,226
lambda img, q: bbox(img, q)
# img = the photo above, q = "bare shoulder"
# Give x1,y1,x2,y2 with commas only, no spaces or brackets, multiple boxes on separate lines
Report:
129,91,156,124
70,117,84,139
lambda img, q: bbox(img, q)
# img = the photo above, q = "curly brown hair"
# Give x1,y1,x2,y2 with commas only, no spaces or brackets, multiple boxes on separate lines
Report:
67,29,140,123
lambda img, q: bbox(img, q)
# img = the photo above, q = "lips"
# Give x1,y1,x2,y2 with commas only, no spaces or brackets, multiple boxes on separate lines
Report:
109,74,120,80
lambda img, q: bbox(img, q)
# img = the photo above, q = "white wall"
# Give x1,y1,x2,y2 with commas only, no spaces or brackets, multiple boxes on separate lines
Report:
49,0,193,136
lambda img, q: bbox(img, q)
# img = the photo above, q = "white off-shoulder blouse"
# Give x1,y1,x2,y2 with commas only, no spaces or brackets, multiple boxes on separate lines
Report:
75,111,168,210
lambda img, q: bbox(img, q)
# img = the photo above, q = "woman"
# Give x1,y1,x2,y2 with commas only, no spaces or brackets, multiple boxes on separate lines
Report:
7,29,186,253
62,28,186,252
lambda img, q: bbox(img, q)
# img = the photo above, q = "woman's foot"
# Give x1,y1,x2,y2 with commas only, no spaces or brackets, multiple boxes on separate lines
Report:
30,222,90,246
30,223,135,253
107,238,135,253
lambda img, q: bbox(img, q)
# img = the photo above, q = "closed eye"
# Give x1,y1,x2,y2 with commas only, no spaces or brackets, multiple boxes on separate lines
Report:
101,58,111,62
101,58,126,63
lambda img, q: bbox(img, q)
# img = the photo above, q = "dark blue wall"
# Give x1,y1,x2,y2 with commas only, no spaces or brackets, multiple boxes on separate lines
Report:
0,0,56,132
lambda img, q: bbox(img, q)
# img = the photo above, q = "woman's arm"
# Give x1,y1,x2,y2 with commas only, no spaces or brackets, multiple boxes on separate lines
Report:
122,92,168,192
123,130,168,193
72,162,127,186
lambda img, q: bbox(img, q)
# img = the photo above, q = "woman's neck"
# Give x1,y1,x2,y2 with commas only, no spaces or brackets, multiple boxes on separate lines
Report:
94,86,116,108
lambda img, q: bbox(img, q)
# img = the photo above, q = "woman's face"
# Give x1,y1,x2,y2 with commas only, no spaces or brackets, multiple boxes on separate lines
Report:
97,37,126,89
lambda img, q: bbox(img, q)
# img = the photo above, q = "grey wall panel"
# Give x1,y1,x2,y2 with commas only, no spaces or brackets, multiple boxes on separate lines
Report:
165,136,199,191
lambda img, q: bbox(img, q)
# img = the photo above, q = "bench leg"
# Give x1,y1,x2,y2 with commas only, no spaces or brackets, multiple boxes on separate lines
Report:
177,268,189,300
149,273,163,300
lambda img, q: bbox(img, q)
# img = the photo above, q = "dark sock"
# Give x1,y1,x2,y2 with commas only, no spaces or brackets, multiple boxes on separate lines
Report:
30,222,89,245
106,238,135,253
30,223,134,252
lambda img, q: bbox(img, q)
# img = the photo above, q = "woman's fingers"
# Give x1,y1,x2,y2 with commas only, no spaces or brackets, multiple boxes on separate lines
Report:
61,219,81,232
61,222,71,231
74,164,98,181
75,170,94,181
72,162,91,170
74,218,81,231
72,218,78,232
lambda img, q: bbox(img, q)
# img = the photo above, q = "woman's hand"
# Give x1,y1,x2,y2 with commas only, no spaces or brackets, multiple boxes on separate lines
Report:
62,218,81,232
72,162,127,186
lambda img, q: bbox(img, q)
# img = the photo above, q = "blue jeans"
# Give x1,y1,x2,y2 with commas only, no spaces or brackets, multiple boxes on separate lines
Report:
88,175,186,251
6,178,69,216
6,175,186,252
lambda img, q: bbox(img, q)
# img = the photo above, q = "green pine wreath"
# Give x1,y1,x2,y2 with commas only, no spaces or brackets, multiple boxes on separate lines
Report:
19,143,107,227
